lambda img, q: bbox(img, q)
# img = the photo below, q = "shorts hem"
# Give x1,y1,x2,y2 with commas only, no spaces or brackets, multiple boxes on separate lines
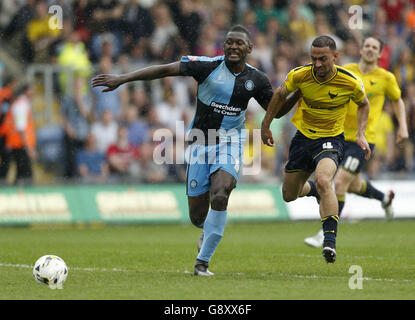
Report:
209,167,239,182
186,187,210,197
339,165,360,175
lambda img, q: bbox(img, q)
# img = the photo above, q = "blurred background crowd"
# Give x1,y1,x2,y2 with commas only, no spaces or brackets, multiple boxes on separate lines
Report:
0,0,414,185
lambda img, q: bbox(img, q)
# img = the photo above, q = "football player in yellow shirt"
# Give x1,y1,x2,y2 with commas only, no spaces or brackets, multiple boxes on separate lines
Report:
261,35,370,263
304,37,409,248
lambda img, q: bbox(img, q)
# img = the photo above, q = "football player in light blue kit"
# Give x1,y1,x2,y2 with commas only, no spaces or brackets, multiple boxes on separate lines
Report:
92,25,298,276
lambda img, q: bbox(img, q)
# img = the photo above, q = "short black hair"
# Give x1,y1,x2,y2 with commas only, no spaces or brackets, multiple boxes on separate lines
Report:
362,36,384,53
227,24,251,41
311,35,337,51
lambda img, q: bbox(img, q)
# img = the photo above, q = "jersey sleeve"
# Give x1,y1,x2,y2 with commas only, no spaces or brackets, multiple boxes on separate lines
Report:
179,56,222,83
253,73,274,109
284,68,298,93
385,72,401,101
351,78,366,104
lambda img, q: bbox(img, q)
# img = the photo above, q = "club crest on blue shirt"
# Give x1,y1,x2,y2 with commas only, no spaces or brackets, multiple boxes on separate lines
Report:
190,179,198,189
244,80,254,91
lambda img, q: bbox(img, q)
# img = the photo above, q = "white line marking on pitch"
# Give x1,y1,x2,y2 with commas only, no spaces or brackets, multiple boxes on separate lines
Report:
1,262,412,283
0,263,128,273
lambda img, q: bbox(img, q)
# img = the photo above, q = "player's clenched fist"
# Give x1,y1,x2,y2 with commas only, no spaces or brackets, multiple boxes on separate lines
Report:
261,127,274,147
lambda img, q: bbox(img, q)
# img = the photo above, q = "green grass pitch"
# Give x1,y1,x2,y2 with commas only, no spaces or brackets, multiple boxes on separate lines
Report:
0,220,414,300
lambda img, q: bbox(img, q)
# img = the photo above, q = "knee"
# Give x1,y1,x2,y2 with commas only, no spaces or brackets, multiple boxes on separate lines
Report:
210,185,233,210
210,192,229,210
282,187,298,202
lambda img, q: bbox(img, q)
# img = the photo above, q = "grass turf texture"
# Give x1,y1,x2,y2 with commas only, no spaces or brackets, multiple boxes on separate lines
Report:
0,220,414,300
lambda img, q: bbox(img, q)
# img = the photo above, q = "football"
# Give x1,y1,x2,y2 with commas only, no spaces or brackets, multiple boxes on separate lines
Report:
33,255,68,289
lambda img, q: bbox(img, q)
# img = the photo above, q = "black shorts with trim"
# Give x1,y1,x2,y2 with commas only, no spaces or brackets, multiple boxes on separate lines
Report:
285,130,345,173
339,141,375,174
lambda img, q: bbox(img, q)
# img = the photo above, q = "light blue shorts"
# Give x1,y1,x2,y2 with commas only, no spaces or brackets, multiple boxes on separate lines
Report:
186,141,243,196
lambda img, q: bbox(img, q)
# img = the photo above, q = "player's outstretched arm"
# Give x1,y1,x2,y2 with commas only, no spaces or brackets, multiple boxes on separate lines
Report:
91,61,181,92
275,89,302,119
261,83,290,146
391,98,409,143
356,95,371,160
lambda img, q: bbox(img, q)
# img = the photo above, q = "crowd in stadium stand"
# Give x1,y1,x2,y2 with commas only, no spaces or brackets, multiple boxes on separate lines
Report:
0,0,414,185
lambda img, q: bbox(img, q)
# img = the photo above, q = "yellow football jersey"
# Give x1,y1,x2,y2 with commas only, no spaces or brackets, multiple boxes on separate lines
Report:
343,63,401,144
374,110,394,156
286,64,366,139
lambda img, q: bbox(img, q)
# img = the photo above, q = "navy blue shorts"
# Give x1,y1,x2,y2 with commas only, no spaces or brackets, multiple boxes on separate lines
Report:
285,130,345,173
340,141,375,174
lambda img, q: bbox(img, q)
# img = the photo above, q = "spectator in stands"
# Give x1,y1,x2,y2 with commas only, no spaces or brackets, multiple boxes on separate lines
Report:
254,0,286,32
167,0,202,54
84,0,124,34
340,39,361,65
194,23,223,57
90,31,122,64
394,47,415,90
91,56,125,121
242,10,260,41
149,3,179,59
24,0,61,63
131,87,152,119
138,141,167,184
0,0,23,32
2,1,415,182
251,32,274,75
212,9,232,41
90,109,118,155
383,23,406,69
304,13,340,53
56,24,93,96
72,0,91,43
265,17,285,49
287,0,315,44
154,84,189,134
0,84,36,185
373,7,388,39
121,0,154,41
123,105,149,148
100,35,116,62
146,105,165,138
2,0,36,66
274,41,298,72
377,39,392,71
271,55,291,91
76,132,109,184
1,0,35,39
86,0,125,63
0,76,18,119
106,125,140,181
0,76,18,181
61,76,91,179
381,0,405,24
127,39,151,72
